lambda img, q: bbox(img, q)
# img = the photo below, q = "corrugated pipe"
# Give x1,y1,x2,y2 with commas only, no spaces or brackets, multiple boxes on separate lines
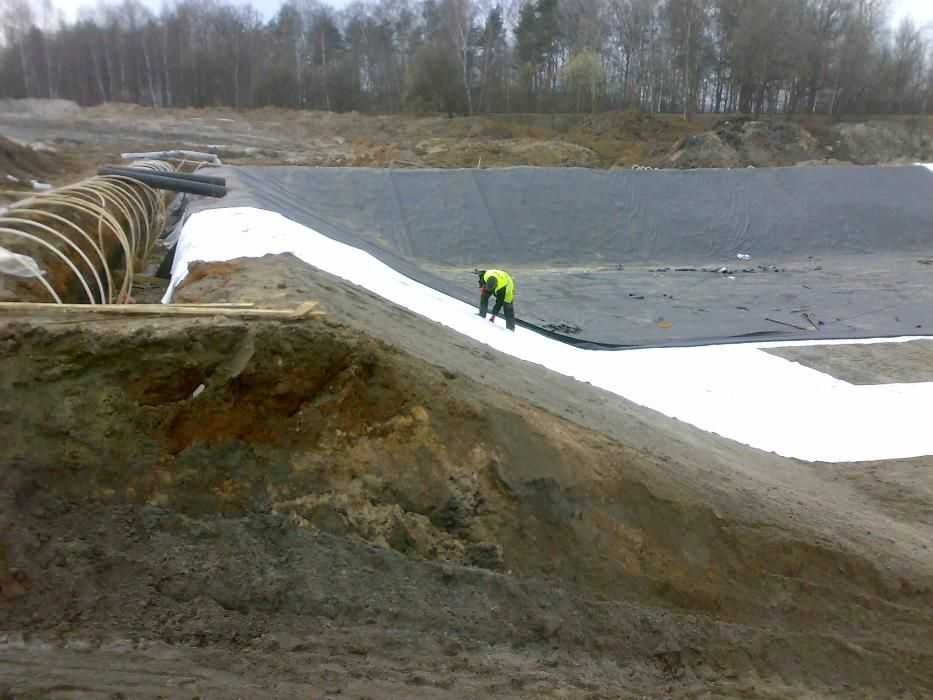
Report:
98,165,227,188
95,168,227,198
0,172,168,304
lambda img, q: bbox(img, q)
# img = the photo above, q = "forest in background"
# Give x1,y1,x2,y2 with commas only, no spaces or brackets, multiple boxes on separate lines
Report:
1,0,930,116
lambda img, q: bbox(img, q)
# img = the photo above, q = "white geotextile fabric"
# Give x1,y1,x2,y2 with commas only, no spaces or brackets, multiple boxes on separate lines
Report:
165,207,933,464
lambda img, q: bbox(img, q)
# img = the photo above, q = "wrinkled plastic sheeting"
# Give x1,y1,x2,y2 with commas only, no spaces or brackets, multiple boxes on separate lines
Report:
162,193,189,247
0,246,44,278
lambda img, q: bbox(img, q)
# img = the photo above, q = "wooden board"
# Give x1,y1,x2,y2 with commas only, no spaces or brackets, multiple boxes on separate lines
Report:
0,301,323,320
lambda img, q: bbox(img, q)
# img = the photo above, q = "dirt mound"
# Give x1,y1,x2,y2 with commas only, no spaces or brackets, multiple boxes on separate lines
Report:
667,116,933,169
667,130,741,168
668,117,825,168
577,110,686,140
830,119,933,164
414,137,597,167
567,111,700,167
0,98,80,120
2,256,933,696
0,134,57,187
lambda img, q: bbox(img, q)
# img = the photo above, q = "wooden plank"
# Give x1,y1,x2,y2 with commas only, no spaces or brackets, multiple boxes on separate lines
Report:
0,301,323,320
173,303,256,308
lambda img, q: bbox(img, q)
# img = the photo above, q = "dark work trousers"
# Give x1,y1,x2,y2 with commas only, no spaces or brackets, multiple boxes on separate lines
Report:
501,302,515,331
480,289,516,331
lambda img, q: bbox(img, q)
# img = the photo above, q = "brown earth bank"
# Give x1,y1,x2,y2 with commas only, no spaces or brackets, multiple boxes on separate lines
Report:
1,255,932,698
0,135,59,192
2,99,932,172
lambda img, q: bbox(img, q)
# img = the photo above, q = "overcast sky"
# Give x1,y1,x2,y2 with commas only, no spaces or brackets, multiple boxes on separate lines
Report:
53,0,933,29
893,0,933,30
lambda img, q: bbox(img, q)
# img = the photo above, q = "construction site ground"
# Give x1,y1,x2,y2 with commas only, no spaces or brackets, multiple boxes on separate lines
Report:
2,99,932,180
1,100,933,698
1,256,931,698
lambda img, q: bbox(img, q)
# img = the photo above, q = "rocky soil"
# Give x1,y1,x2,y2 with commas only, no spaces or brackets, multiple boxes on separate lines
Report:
666,115,933,168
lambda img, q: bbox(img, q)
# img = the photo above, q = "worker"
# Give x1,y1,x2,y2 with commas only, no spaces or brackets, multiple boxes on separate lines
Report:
476,268,516,331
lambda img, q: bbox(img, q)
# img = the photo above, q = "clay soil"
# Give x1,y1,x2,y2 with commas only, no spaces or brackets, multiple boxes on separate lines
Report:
1,255,932,698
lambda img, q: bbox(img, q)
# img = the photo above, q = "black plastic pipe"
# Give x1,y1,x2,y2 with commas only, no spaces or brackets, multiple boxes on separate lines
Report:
97,169,227,198
98,166,227,187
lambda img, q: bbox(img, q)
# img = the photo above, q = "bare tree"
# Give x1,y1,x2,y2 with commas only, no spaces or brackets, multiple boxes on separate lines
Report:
1,0,37,96
891,16,926,112
0,0,928,116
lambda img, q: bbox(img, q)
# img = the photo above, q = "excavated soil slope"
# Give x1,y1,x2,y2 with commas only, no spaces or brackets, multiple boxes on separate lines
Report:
2,257,932,698
0,135,57,190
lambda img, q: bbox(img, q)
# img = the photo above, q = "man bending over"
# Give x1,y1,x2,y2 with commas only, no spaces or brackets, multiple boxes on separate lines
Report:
476,268,516,332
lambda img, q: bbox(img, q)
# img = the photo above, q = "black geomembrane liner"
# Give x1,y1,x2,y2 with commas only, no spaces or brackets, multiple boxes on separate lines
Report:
182,165,933,348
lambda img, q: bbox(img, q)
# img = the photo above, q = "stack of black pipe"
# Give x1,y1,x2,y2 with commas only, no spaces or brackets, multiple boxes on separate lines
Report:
97,166,228,198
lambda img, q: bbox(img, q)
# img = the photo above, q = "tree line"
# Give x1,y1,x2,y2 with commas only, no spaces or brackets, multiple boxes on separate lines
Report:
1,0,930,116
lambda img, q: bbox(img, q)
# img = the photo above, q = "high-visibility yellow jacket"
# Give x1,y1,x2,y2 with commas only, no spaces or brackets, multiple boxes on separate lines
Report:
482,269,515,303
